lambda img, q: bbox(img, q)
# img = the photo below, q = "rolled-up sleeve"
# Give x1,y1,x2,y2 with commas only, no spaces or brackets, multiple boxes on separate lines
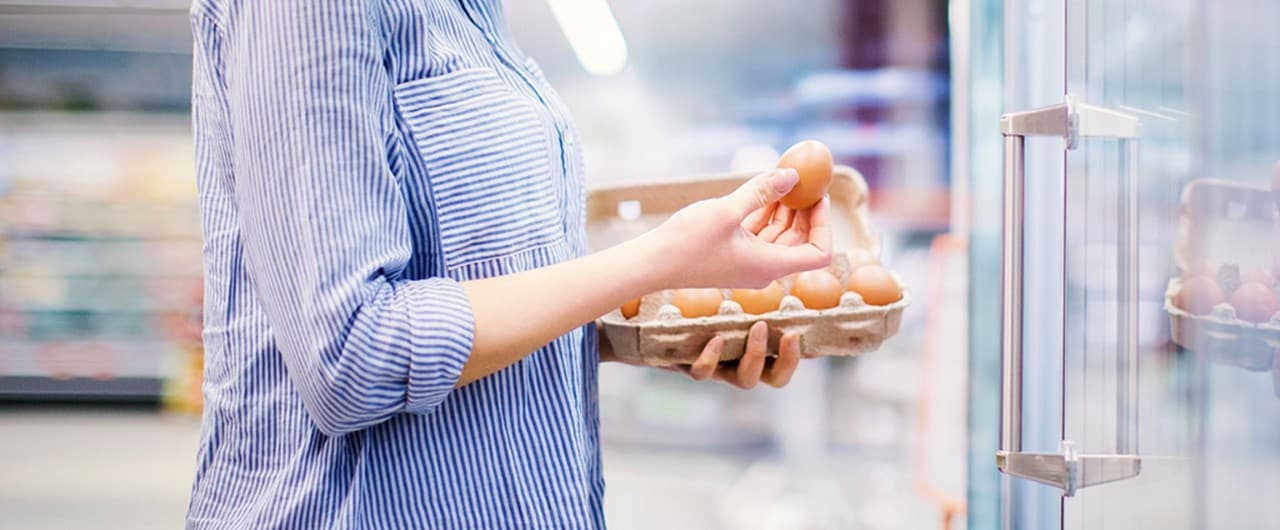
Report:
196,1,473,436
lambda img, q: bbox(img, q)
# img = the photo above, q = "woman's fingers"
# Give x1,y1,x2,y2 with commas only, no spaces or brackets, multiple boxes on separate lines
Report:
722,169,800,218
753,239,831,275
688,335,724,381
776,207,811,246
766,198,832,267
742,202,779,235
806,196,833,255
678,326,804,390
760,197,833,272
763,332,802,388
731,321,770,389
758,205,795,243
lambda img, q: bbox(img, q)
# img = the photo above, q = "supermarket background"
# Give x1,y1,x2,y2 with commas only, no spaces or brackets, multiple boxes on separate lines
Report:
0,1,966,529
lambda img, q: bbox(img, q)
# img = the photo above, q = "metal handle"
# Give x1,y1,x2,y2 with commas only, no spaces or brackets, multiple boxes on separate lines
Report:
997,95,1142,496
1001,132,1025,456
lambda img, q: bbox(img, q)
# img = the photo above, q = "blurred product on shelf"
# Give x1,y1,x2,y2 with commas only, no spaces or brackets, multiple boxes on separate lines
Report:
0,112,203,404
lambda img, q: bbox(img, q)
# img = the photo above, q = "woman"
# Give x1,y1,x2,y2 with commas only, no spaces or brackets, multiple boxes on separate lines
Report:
186,1,832,528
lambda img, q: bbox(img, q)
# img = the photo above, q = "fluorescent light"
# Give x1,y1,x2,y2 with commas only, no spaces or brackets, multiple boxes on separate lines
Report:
546,0,628,76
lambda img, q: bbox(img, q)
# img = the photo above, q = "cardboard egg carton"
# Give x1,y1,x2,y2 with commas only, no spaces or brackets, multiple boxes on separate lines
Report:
1165,277,1280,371
1165,177,1280,371
588,166,908,367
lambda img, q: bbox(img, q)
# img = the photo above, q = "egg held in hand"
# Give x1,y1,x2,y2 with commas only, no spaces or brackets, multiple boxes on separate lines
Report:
791,270,844,310
775,140,834,210
672,288,724,318
846,264,903,306
732,281,786,315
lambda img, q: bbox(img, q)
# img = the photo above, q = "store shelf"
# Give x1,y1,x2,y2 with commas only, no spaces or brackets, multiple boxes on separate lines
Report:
0,108,200,401
0,375,162,403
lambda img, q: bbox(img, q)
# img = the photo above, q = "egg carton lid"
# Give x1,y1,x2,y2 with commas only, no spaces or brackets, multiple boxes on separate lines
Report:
1173,178,1275,274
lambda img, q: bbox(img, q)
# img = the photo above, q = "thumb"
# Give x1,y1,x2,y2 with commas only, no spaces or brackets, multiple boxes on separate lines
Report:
723,168,799,218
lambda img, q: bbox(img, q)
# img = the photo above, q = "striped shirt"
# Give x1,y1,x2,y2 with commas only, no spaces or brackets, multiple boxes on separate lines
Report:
186,1,601,528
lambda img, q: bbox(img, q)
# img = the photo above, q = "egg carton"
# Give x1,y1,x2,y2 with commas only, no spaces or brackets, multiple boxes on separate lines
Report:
587,166,907,367
1165,278,1279,371
1165,177,1279,371
600,252,908,366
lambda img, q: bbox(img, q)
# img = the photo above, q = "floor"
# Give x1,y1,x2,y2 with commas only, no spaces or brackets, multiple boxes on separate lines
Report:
0,408,199,530
0,405,951,530
0,407,754,530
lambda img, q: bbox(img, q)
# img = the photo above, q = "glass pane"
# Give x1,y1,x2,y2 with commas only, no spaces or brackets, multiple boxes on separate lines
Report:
1064,0,1280,527
1003,0,1069,528
961,0,1007,525
1063,0,1196,527
1195,0,1280,527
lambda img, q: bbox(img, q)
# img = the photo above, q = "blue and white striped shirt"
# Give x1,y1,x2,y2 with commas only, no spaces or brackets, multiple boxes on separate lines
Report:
186,1,601,527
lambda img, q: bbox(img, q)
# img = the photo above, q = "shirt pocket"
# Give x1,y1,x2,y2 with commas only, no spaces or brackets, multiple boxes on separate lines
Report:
393,67,563,270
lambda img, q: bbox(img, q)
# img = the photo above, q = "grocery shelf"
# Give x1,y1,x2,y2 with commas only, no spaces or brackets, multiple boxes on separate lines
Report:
0,108,201,401
0,375,162,403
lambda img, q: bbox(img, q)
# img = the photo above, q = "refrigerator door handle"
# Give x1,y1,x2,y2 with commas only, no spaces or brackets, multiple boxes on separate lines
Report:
996,95,1143,497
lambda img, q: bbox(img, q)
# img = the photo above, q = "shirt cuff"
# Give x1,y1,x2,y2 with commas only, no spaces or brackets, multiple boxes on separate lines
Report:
404,277,475,415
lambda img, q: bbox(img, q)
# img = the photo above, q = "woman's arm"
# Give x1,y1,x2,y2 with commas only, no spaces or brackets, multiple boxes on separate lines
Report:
459,170,831,385
206,2,480,436
207,1,828,435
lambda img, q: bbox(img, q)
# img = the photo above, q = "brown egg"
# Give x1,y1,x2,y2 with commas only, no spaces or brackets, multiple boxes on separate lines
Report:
775,140,833,210
1229,281,1278,323
672,288,724,318
620,297,641,319
1176,275,1224,316
846,264,903,306
732,281,786,315
847,247,880,271
791,270,844,309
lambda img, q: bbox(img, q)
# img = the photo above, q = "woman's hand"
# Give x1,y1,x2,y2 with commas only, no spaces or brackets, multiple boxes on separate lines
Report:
459,168,829,386
678,321,801,389
598,321,802,389
597,169,826,388
642,168,833,290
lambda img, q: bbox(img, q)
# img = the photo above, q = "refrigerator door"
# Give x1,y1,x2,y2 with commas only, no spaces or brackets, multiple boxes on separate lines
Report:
993,0,1280,527
1062,0,1280,528
1057,0,1196,526
990,1,1070,528
1064,0,1280,528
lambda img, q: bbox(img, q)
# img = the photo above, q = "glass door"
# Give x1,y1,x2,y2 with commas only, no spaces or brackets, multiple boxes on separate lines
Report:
1059,0,1195,527
996,0,1280,527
